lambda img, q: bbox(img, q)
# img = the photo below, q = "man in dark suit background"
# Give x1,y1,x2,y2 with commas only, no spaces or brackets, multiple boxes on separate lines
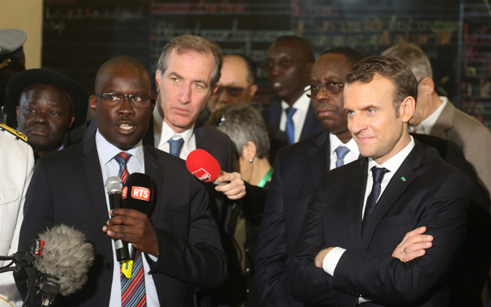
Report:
256,47,364,307
288,56,473,306
16,56,226,306
262,36,323,146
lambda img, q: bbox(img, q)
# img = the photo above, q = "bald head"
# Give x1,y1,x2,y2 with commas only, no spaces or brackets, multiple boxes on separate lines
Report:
94,56,151,94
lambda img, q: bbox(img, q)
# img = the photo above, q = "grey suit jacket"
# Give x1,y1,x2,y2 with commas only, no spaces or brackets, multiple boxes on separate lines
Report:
430,99,491,201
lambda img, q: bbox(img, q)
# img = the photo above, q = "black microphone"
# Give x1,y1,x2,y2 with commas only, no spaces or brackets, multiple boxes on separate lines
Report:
2,225,94,306
122,172,156,216
104,176,130,262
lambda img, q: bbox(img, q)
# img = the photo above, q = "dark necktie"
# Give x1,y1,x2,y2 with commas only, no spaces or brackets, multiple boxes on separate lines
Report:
114,152,146,306
285,107,297,145
362,167,389,229
168,136,184,157
335,146,350,168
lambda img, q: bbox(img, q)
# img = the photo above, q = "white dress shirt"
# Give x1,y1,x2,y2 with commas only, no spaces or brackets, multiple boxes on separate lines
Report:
329,134,360,170
157,121,196,160
95,130,159,307
279,91,311,144
415,96,447,134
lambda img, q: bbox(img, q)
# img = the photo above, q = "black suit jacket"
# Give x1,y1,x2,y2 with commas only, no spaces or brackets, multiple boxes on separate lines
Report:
16,136,227,306
256,130,330,307
262,101,323,144
287,143,472,307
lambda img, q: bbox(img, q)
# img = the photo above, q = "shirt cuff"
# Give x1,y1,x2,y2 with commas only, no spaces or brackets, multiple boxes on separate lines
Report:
322,247,346,276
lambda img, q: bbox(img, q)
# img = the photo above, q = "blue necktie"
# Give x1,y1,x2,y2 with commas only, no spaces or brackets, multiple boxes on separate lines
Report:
335,146,350,168
362,167,389,230
168,136,184,157
285,107,297,145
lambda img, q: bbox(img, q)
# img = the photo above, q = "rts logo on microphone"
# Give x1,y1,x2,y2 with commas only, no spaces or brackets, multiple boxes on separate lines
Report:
192,168,212,182
122,186,150,201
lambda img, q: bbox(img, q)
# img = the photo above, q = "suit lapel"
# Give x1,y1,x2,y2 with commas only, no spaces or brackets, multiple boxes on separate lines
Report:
361,145,425,249
307,131,330,179
143,145,164,219
300,102,322,141
345,158,369,246
82,137,109,225
429,100,454,139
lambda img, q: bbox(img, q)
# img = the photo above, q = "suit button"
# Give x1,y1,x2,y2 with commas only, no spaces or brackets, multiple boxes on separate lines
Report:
245,248,250,252
105,262,113,270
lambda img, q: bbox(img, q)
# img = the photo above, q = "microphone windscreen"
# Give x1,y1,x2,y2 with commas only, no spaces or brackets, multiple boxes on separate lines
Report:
34,225,94,296
186,149,221,183
105,176,123,194
122,172,155,215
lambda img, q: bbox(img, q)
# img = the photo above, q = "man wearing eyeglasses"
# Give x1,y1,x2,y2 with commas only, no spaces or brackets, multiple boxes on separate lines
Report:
207,54,258,113
262,35,323,146
256,47,365,307
15,55,227,306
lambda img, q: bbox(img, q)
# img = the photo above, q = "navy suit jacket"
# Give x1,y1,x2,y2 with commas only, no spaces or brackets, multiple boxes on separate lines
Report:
256,130,330,307
287,143,472,307
16,136,227,306
262,101,323,144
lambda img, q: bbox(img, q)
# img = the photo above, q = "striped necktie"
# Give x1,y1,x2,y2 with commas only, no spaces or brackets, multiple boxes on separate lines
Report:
113,152,146,306
114,152,131,184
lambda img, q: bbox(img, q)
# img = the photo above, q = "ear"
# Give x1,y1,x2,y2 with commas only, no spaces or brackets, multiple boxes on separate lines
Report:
155,70,161,87
249,84,258,98
304,61,314,77
16,106,20,120
418,77,435,95
242,140,257,160
400,96,416,123
68,114,75,129
89,95,98,116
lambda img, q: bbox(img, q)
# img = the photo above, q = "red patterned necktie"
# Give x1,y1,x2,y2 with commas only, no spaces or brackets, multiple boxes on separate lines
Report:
114,152,131,184
121,250,146,307
113,152,146,306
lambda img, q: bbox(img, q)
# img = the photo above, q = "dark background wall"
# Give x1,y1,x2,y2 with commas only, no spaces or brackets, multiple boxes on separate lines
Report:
42,0,491,129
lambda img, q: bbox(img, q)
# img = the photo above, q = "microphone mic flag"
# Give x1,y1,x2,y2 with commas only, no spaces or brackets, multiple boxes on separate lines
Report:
186,149,221,183
122,173,156,215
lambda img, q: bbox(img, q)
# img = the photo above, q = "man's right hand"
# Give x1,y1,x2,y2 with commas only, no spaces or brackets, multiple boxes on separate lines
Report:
392,226,433,263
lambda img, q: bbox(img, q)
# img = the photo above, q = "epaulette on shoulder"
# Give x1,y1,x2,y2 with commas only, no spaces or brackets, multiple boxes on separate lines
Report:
0,123,28,142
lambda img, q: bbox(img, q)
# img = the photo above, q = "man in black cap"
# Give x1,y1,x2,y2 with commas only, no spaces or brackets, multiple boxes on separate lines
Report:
4,68,88,159
0,29,27,120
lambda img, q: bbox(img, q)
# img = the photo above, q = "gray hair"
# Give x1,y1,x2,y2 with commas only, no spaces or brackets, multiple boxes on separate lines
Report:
213,104,270,159
157,34,222,87
381,42,432,82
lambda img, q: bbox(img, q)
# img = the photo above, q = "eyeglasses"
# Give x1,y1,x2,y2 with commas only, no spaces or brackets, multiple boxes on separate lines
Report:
306,82,344,98
214,86,248,98
96,93,153,107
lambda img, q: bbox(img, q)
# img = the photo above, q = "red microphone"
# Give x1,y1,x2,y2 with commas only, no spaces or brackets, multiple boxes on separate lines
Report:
186,149,221,183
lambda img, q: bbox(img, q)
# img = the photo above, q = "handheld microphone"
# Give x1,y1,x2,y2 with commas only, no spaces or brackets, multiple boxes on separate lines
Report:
186,149,222,183
122,172,156,216
104,176,130,262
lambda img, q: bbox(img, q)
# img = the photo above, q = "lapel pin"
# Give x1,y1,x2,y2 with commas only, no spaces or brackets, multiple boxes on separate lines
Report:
401,177,406,181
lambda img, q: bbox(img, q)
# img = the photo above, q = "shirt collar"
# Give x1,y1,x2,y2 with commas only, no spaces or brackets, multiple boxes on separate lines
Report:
161,120,195,146
280,90,310,113
329,134,359,157
95,129,144,168
417,96,447,134
368,136,415,174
